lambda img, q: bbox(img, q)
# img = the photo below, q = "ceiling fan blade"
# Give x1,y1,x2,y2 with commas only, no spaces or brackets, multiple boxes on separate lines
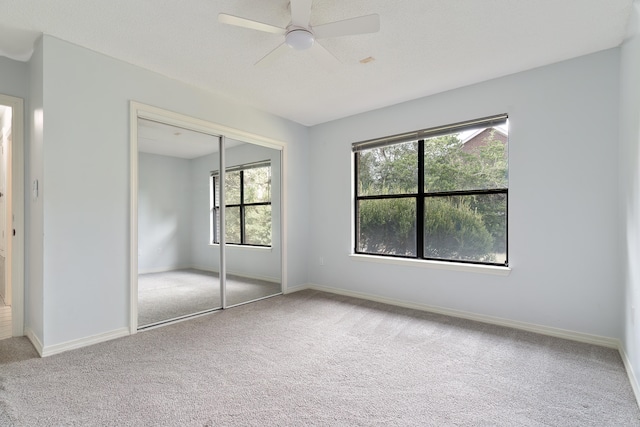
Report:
218,13,286,35
312,42,341,71
255,43,290,67
314,14,380,39
290,0,312,27
290,0,312,28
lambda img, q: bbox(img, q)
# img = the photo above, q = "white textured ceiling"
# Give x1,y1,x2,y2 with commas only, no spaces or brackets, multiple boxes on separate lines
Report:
138,119,244,158
0,0,633,126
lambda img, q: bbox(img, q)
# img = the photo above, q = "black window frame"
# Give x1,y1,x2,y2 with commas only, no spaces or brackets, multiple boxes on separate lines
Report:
353,115,508,267
211,160,272,247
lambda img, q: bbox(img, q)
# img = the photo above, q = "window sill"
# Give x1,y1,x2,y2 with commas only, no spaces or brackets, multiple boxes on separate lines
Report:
349,254,511,276
209,243,272,252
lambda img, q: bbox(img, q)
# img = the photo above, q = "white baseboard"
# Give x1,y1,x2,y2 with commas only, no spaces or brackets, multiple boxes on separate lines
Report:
297,283,619,349
227,271,281,284
618,344,640,409
284,283,312,294
25,327,44,357
186,265,219,275
140,265,281,284
291,283,640,408
190,265,281,284
40,327,130,357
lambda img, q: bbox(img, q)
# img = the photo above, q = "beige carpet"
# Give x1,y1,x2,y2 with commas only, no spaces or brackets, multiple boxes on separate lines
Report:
1,290,639,426
138,268,281,327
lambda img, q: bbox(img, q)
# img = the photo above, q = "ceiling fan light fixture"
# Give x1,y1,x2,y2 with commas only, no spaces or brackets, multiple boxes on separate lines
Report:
219,4,381,65
285,29,315,50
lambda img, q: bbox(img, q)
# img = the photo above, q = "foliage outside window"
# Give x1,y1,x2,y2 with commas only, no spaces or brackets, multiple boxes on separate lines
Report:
354,115,508,266
211,161,272,247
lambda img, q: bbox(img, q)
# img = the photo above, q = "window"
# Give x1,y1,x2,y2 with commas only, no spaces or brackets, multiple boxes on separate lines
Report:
353,115,508,266
211,161,272,247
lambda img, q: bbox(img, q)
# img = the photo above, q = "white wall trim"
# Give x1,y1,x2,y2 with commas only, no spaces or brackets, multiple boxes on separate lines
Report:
290,283,619,349
129,102,139,334
25,327,43,356
0,94,25,338
141,265,282,285
226,272,281,285
280,146,288,294
131,102,285,151
208,243,273,252
349,254,511,276
40,327,130,357
284,283,313,294
191,265,281,284
619,344,640,409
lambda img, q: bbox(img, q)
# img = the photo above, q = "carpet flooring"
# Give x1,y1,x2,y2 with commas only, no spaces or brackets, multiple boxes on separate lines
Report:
138,269,282,326
1,289,639,426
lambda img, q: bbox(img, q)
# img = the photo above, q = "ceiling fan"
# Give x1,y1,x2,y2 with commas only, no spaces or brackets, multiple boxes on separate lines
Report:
218,0,380,66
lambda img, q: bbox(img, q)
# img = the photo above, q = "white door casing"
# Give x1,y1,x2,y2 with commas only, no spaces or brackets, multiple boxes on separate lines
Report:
0,94,25,336
0,123,8,256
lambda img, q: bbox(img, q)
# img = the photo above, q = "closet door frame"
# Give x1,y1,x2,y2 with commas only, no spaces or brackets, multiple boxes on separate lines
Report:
129,101,286,334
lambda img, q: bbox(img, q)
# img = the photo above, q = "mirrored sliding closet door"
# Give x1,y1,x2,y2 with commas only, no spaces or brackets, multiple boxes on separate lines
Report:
137,118,223,328
219,139,282,307
135,116,283,329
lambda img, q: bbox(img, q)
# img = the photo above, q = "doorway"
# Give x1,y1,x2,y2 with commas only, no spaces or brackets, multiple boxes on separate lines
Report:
130,102,285,332
0,93,25,340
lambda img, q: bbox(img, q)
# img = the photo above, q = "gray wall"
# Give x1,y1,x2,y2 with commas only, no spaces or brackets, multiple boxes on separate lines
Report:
0,56,28,99
29,35,309,349
620,1,640,398
138,152,193,273
308,48,621,339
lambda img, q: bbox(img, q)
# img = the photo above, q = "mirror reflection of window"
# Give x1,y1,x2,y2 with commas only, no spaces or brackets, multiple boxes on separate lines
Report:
220,141,282,308
211,161,272,247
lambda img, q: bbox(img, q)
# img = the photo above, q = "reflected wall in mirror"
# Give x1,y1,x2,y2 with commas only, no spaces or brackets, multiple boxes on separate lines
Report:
137,118,223,327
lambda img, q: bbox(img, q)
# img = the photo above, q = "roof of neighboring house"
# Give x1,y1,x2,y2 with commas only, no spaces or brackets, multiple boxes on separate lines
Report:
460,126,508,145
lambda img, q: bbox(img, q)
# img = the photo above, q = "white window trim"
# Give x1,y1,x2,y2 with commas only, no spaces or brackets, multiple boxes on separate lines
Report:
349,253,511,276
351,114,510,269
209,242,273,252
